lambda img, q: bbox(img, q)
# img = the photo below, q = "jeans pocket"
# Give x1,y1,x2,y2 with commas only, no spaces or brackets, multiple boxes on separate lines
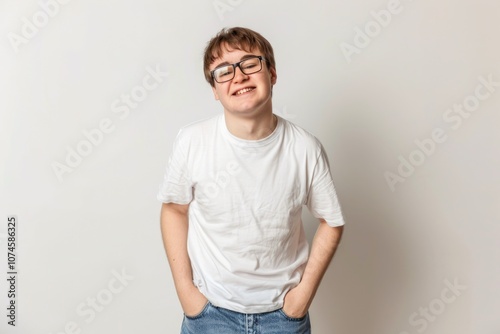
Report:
278,308,308,322
184,301,211,320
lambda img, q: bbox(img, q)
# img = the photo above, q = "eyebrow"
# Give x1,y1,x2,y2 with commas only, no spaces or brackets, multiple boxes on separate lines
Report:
212,54,259,70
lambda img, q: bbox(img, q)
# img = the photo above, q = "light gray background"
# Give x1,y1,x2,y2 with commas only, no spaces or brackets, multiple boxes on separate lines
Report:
1,0,499,333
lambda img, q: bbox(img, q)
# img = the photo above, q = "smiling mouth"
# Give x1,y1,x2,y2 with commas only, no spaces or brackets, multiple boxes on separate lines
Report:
234,87,255,95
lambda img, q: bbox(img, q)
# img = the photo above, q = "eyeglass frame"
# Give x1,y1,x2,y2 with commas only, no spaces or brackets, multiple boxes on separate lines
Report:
210,56,267,84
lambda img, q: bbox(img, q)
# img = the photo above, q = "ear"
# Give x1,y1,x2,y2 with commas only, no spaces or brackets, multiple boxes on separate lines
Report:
269,67,277,85
211,85,220,100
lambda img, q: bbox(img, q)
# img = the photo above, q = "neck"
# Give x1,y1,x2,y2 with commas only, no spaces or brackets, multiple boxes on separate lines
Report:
224,110,277,140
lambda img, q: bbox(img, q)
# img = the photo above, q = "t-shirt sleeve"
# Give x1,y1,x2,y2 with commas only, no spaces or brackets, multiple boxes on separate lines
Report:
306,143,345,227
157,130,193,204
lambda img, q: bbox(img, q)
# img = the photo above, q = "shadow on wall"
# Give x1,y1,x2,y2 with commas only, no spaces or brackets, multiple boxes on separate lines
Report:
301,104,424,334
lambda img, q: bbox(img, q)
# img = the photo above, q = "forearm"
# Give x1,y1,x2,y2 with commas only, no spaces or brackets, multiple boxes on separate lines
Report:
160,203,205,311
284,220,343,316
300,221,343,302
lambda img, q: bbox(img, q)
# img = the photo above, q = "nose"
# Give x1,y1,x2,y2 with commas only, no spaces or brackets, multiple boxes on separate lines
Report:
232,65,249,83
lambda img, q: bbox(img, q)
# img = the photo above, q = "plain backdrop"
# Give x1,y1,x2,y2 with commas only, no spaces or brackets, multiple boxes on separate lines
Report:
1,0,499,333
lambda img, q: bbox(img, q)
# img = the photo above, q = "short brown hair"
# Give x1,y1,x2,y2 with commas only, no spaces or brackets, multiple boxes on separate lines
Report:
203,27,276,87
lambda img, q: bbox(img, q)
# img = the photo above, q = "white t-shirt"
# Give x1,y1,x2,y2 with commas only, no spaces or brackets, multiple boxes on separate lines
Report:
157,114,345,314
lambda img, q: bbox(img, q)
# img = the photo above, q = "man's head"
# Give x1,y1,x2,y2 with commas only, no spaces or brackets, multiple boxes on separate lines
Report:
203,27,277,117
203,27,276,87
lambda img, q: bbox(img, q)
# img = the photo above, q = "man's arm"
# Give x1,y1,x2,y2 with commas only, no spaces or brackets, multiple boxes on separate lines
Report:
282,219,344,318
160,202,208,316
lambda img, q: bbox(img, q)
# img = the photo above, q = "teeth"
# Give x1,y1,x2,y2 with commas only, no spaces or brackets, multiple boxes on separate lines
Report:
236,88,253,95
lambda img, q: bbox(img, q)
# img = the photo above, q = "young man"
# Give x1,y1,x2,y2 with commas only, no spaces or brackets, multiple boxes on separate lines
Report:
158,27,345,334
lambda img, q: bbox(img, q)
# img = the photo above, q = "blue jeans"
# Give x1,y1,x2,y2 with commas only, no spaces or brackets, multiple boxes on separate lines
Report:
180,302,311,334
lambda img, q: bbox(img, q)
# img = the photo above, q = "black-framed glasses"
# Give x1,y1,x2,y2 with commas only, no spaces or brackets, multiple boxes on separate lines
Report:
211,56,266,83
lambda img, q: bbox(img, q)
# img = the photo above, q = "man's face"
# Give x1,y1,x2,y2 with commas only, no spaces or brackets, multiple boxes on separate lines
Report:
209,46,277,117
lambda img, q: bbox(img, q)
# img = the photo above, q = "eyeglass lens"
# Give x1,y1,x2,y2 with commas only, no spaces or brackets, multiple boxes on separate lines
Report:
213,57,262,83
